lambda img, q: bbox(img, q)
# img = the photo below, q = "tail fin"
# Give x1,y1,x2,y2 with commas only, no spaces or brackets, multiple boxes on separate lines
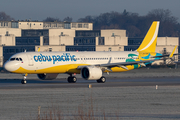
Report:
136,21,160,53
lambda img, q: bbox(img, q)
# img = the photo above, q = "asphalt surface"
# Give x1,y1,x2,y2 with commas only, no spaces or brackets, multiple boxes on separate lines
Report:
0,67,180,120
1,67,180,89
0,76,180,89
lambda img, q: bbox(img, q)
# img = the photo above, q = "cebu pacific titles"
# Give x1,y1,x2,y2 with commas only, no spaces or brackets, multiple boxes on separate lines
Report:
3,21,176,84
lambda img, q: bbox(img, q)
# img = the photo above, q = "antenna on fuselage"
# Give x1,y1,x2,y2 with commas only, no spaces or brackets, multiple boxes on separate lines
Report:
24,49,26,52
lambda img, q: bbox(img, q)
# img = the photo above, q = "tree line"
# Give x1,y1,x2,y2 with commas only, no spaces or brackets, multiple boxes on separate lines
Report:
78,9,180,37
0,9,180,37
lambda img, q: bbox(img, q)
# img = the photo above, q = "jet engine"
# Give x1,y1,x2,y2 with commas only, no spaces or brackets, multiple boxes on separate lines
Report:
81,66,102,80
37,73,58,80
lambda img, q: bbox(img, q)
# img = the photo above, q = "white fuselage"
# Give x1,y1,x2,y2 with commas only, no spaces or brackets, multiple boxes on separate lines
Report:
4,51,139,74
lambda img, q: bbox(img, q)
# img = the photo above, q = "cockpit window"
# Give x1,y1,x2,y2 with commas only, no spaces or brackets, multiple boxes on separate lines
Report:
10,57,23,61
10,58,15,61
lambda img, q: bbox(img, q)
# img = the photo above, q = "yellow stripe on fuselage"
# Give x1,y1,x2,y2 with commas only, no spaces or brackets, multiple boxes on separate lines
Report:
12,64,88,74
12,64,139,74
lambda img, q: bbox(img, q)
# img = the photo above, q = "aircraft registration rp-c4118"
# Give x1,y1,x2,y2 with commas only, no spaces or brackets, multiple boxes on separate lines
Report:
4,21,177,84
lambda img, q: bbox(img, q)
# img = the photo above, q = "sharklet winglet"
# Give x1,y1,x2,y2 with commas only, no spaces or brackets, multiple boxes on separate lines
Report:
169,45,177,58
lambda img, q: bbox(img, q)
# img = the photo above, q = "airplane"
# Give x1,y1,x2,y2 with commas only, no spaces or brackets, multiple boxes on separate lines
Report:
3,21,177,84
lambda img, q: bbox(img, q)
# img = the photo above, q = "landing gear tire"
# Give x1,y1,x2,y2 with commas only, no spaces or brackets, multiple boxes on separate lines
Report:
68,76,77,83
21,74,27,84
21,80,27,84
97,76,106,83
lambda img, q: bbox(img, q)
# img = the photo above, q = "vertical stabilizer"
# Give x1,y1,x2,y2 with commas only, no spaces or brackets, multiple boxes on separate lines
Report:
136,21,160,53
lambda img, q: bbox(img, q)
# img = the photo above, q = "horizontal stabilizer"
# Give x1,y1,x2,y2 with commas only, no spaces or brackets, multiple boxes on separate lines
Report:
150,46,177,58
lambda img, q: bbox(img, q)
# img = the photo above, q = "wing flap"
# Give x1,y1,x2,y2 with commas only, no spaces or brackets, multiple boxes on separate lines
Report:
117,65,129,70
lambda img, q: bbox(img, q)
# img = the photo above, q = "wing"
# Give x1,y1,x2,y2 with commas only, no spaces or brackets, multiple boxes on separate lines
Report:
77,45,177,71
77,58,163,71
97,59,163,71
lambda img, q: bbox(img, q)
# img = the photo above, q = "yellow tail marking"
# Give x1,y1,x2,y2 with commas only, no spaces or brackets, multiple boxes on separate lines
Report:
137,21,160,53
169,45,177,58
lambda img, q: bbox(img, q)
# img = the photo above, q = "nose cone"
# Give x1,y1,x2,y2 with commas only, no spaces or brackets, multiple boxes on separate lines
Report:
4,61,20,72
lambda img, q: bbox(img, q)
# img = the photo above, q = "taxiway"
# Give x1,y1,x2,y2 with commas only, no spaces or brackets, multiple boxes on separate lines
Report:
0,68,180,120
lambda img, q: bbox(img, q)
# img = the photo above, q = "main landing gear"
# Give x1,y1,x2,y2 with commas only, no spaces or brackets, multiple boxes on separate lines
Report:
21,74,27,84
67,74,106,83
67,74,77,83
96,76,106,83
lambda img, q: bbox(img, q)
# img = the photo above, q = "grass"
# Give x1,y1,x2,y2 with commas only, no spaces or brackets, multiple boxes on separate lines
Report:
35,104,110,120
33,92,117,120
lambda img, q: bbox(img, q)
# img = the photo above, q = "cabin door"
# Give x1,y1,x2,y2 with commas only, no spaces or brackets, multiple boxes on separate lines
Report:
27,55,34,66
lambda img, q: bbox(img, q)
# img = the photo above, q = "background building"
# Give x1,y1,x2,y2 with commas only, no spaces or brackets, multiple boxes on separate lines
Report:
0,21,179,67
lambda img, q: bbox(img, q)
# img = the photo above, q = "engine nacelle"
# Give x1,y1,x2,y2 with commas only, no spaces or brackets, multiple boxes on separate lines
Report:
81,66,102,80
37,73,58,80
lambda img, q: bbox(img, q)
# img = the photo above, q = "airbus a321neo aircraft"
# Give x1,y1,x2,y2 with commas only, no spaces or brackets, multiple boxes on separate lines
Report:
3,21,177,84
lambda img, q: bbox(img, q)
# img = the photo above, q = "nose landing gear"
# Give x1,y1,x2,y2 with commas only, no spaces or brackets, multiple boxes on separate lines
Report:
21,74,28,84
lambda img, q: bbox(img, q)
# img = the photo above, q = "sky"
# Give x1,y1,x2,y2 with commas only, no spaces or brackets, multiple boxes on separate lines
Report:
1,0,180,22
